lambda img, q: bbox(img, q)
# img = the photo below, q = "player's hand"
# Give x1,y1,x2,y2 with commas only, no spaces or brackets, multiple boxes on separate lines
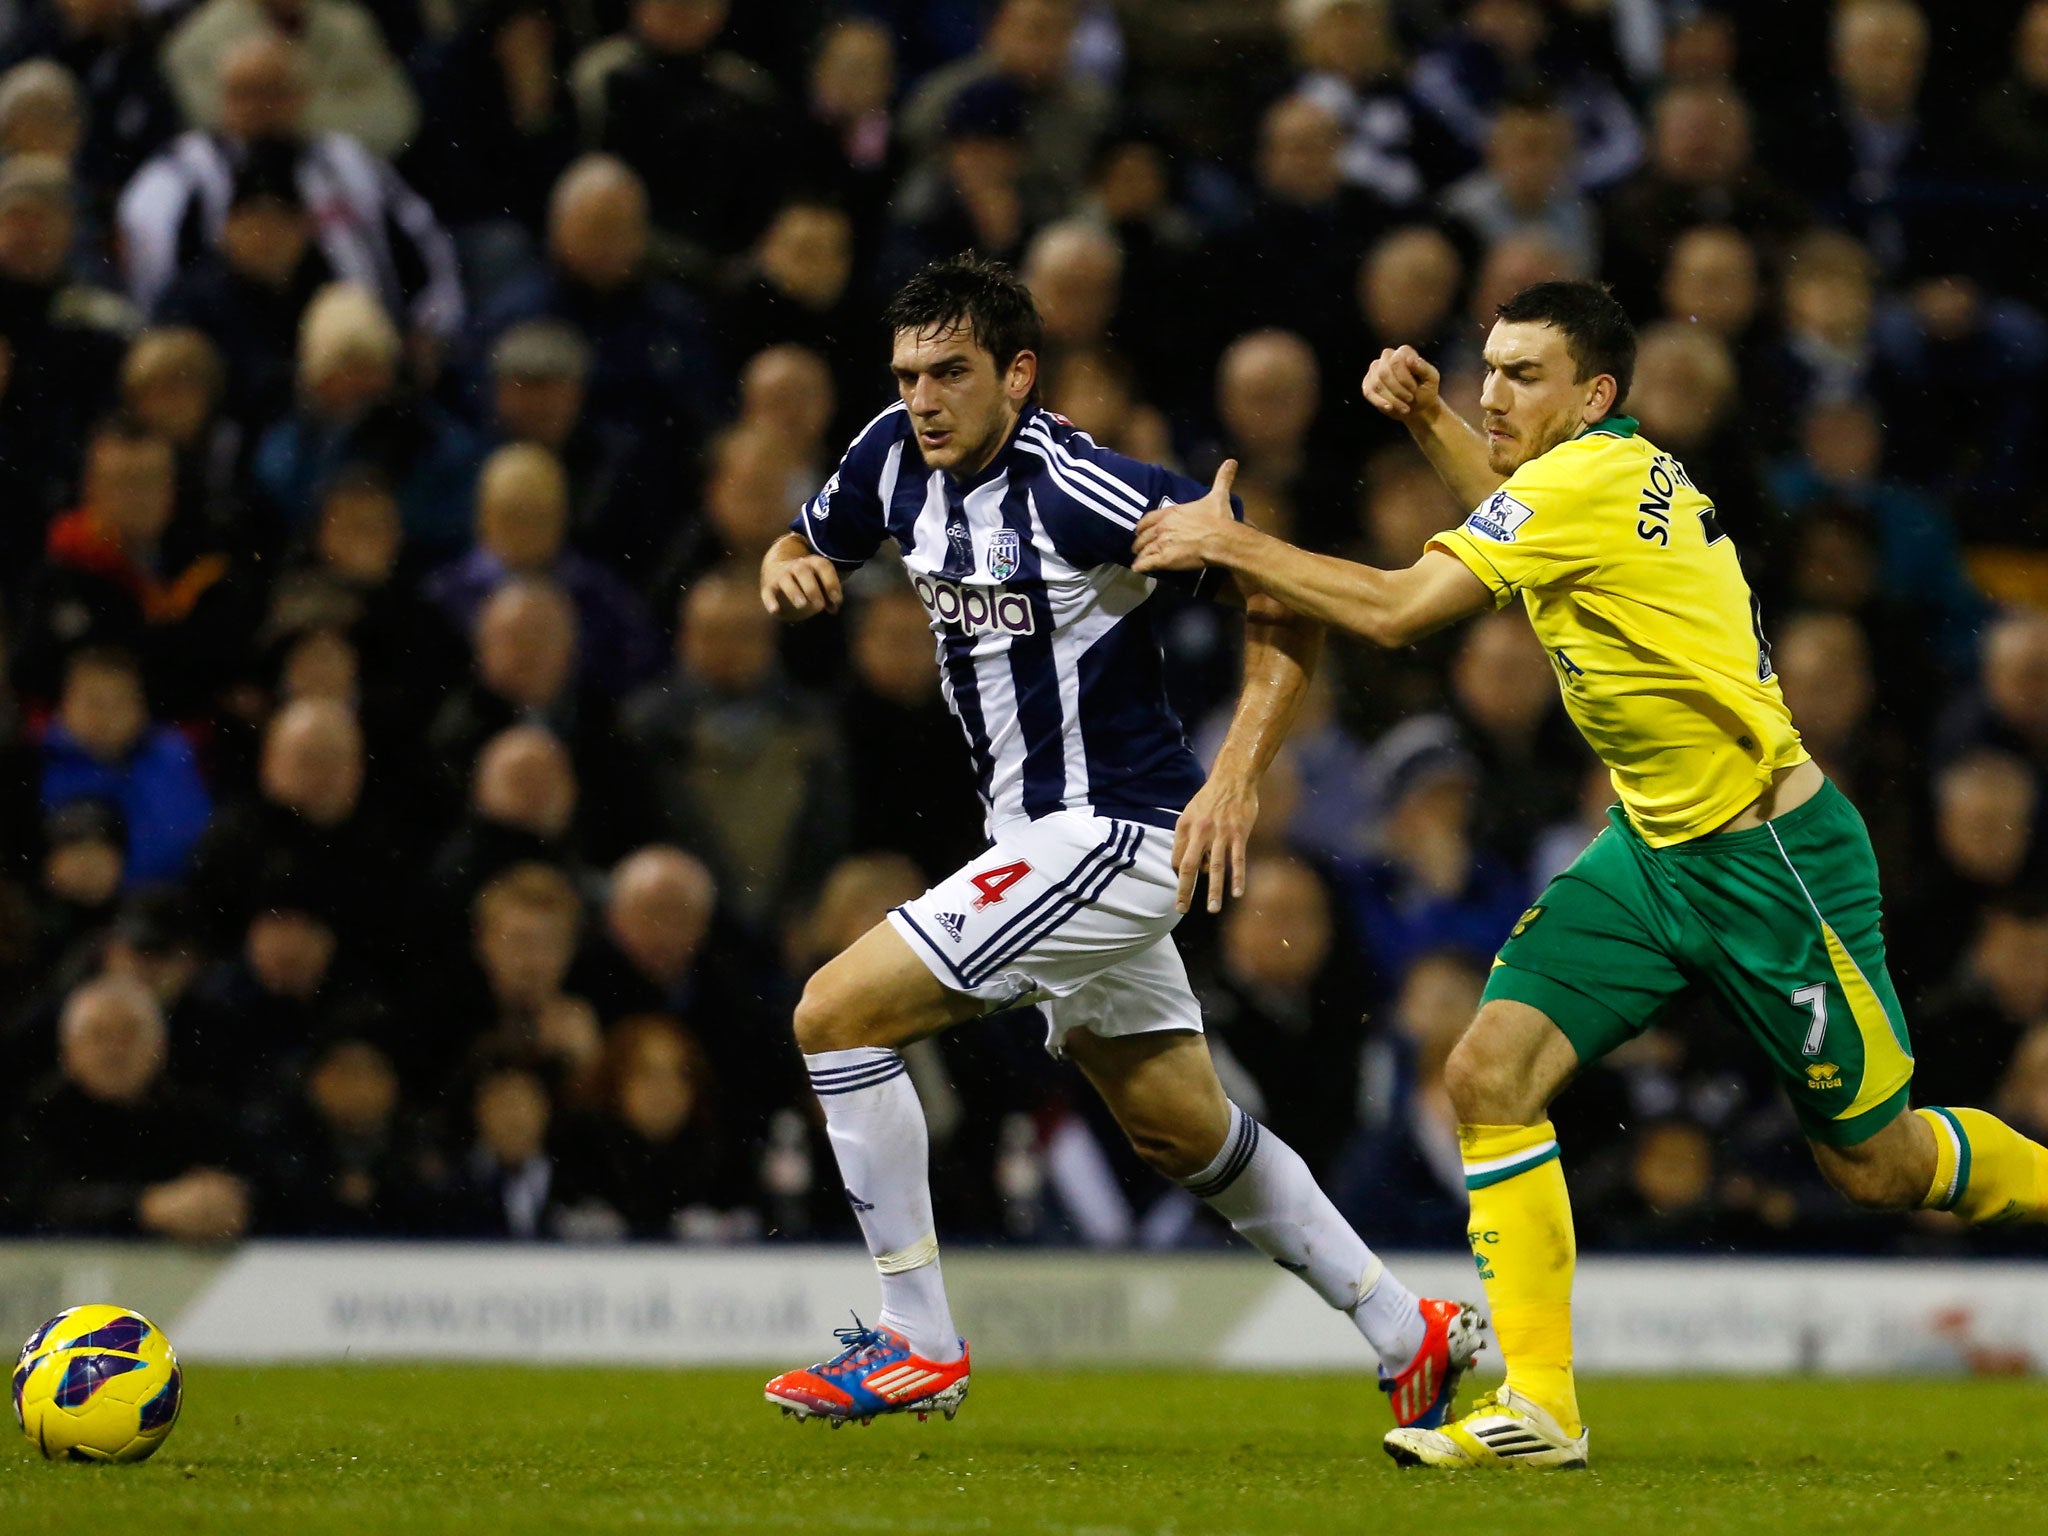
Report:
1361,346,1442,424
1172,771,1258,915
760,535,844,620
1134,460,1238,573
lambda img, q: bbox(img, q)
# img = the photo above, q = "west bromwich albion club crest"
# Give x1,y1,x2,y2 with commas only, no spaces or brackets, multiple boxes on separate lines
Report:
986,528,1021,582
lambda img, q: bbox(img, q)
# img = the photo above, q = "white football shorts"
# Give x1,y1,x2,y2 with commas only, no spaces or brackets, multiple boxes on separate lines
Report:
888,810,1203,1056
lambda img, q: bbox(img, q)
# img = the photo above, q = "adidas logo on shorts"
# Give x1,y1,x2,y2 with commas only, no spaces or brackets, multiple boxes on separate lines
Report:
935,911,966,941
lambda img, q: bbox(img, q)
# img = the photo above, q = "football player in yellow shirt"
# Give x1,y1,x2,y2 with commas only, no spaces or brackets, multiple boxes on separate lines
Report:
1133,281,2048,1470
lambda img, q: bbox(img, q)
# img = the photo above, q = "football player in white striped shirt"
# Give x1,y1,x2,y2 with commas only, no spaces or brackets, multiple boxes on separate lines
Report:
759,256,1480,1429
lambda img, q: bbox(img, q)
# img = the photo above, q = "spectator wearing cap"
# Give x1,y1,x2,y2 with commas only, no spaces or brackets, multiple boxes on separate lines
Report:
1,975,249,1242
882,74,1033,285
424,442,660,697
1332,715,1531,993
13,414,245,717
901,0,1110,220
487,318,670,573
461,155,718,480
1287,0,1463,207
165,0,419,159
571,0,787,278
401,0,580,301
38,646,210,887
0,0,182,203
254,280,486,552
118,32,462,342
154,138,332,439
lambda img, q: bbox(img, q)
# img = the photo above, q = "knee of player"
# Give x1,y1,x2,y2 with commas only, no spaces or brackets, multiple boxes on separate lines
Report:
1444,1036,1528,1124
792,976,871,1054
1124,1121,1211,1182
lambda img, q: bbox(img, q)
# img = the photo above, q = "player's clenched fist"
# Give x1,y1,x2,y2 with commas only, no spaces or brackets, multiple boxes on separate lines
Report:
1361,345,1441,423
759,532,845,619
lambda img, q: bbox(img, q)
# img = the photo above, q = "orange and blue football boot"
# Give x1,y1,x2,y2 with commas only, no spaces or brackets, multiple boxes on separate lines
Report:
764,1318,970,1427
1380,1298,1486,1429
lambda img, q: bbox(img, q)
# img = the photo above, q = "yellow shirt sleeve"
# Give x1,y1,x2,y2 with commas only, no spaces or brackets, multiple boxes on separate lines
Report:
1425,451,1605,607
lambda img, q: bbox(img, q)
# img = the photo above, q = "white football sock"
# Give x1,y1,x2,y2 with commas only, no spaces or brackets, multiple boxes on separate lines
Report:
805,1047,962,1363
1182,1103,1427,1372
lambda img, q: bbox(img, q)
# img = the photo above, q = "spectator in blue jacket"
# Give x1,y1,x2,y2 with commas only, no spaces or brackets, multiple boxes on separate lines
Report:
39,647,212,886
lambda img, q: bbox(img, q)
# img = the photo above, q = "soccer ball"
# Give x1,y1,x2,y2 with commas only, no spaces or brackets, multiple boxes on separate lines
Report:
13,1304,183,1462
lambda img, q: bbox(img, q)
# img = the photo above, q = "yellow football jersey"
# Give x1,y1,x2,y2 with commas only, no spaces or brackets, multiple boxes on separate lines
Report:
1428,416,1807,846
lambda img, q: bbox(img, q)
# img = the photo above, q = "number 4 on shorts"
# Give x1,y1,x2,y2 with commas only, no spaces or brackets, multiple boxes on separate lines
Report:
971,861,1031,910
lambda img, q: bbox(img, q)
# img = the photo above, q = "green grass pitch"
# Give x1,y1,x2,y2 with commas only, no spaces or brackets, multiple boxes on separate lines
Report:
3,1366,2041,1535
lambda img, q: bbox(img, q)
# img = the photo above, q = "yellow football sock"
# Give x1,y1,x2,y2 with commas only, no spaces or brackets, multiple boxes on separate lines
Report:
1917,1107,2048,1224
1461,1120,1580,1436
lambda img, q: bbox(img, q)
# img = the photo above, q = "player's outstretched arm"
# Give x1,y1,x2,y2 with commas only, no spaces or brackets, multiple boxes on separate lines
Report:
1174,585,1322,915
1134,491,1490,650
1362,346,1504,508
760,532,845,620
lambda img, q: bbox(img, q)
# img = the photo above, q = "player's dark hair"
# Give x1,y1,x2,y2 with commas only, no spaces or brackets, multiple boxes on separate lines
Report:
1495,280,1636,408
883,253,1043,401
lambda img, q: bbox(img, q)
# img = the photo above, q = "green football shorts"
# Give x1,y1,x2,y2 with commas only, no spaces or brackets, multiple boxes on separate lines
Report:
1484,779,1914,1147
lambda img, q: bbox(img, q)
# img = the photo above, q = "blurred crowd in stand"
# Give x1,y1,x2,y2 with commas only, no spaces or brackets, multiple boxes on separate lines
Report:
0,0,2044,1258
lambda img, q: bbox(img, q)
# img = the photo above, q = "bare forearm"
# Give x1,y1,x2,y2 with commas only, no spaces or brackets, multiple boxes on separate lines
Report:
1210,594,1322,783
1409,403,1505,508
1207,525,1422,648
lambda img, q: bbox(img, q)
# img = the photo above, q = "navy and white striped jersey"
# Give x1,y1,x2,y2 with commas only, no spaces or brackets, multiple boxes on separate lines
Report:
794,403,1241,835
